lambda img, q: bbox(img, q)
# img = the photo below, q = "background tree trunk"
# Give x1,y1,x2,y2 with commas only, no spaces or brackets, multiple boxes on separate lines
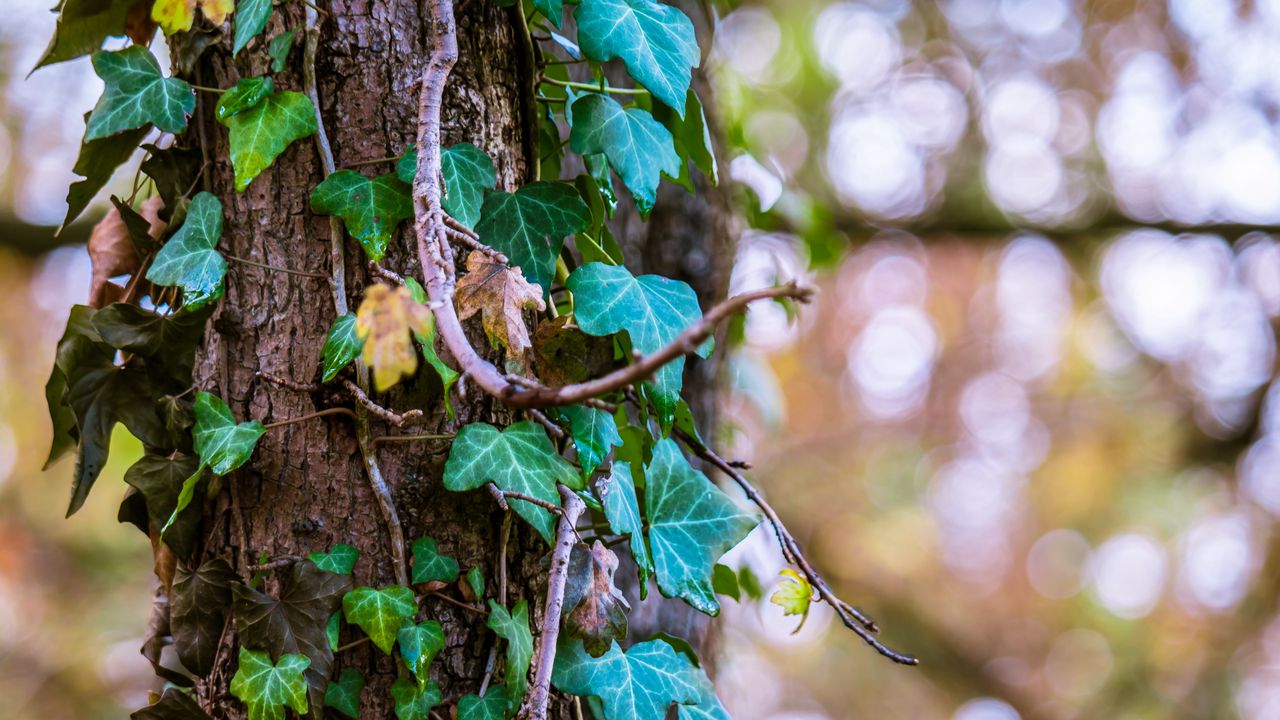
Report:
187,2,732,717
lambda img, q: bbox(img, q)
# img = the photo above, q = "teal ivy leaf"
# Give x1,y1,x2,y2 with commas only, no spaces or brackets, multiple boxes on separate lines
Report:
391,677,442,720
411,536,459,585
487,600,533,715
130,687,213,719
165,391,265,532
145,191,227,311
310,170,413,261
403,277,460,419
443,421,580,543
229,648,310,720
574,0,700,114
33,0,135,71
341,585,417,654
171,557,235,678
233,0,274,55
645,439,759,615
549,31,582,60
534,0,564,27
457,686,509,720
551,638,703,720
598,461,652,594
221,90,318,191
466,567,486,601
216,76,274,121
85,46,194,140
397,620,444,686
123,453,203,557
321,313,363,383
399,144,497,230
309,543,359,575
267,29,298,73
654,88,718,188
558,404,622,478
63,124,149,229
567,263,709,428
323,668,364,719
473,183,590,293
569,94,679,215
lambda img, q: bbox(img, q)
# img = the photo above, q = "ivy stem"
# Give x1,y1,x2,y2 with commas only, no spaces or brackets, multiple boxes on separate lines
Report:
535,95,567,104
428,592,486,614
263,407,357,430
340,155,402,169
371,432,455,446
479,511,514,697
224,253,329,279
539,75,647,95
296,0,329,15
189,83,226,94
334,636,371,653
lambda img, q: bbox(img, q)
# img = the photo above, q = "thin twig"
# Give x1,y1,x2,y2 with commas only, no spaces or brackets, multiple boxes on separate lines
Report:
526,408,566,439
495,489,564,515
428,592,487,614
341,378,425,426
256,370,319,393
371,433,455,447
369,261,405,285
442,213,480,239
248,555,302,572
263,407,358,430
445,224,508,263
479,511,513,697
520,485,585,720
539,75,647,95
225,253,328,279
340,154,402,169
335,636,371,653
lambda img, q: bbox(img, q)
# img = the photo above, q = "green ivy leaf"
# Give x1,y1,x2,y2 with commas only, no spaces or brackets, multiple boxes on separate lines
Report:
534,0,564,27
310,170,413,261
710,564,739,601
62,124,149,229
342,585,416,654
216,76,275,121
309,543,359,575
221,90,318,191
323,667,364,719
645,439,759,615
443,421,580,543
574,0,699,114
487,600,533,715
391,677,443,720
123,453,203,556
411,536,460,585
166,391,265,531
403,277,460,419
397,620,444,686
466,566,486,601
326,611,341,652
399,144,497,230
567,263,709,428
232,560,351,712
233,0,274,55
86,46,194,140
145,191,227,311
457,686,509,720
558,405,622,478
33,0,135,71
551,638,703,720
597,461,652,593
131,688,213,720
140,142,202,224
171,558,235,677
267,29,298,73
321,313,363,383
474,182,590,293
654,88,717,188
569,94,679,215
229,648,310,720
92,302,211,386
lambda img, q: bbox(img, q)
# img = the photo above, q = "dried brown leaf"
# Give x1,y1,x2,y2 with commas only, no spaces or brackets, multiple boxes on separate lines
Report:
125,0,159,44
88,195,166,308
564,541,630,658
454,251,545,362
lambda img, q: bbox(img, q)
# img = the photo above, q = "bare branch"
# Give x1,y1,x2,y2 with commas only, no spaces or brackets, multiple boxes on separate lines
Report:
341,379,425,427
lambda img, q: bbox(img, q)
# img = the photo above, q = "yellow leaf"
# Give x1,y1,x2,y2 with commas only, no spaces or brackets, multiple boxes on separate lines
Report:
454,251,545,363
769,568,813,634
355,284,433,392
151,0,234,35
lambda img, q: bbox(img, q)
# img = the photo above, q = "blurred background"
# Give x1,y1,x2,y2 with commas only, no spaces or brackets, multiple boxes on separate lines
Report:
4,0,1280,718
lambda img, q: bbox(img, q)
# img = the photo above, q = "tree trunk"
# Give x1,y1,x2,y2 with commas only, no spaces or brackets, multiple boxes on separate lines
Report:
185,2,732,717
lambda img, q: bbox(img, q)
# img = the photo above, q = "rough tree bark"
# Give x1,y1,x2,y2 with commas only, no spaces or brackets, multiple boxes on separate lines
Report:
184,1,733,717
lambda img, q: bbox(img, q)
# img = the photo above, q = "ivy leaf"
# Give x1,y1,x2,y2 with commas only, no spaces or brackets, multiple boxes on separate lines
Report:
124,453,204,557
569,94,679,215
646,439,759,615
474,182,590,293
597,461,652,592
397,620,444,686
403,278,460,419
573,0,700,114
86,46,194,140
140,142,202,223
551,638,704,720
567,263,709,428
564,542,630,658
320,313,363,383
487,600,533,715
63,124,149,229
455,251,546,362
229,648,311,720
172,27,225,76
391,677,443,720
232,560,351,712
151,0,233,35
267,29,297,73
92,301,211,386
558,405,621,478
326,611,341,652
400,143,497,229
769,568,814,633
216,76,274,121
355,284,433,392
310,170,413,261
411,536,460,585
233,0,273,55
532,316,616,386
221,90,318,191
654,88,717,187
171,558,235,677
309,543,359,575
465,567,486,601
711,564,739,601
341,585,416,654
534,0,563,27
166,391,264,531
145,191,227,311
323,667,364,719
131,687,213,719
443,421,580,543
457,686,509,720
34,0,135,71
